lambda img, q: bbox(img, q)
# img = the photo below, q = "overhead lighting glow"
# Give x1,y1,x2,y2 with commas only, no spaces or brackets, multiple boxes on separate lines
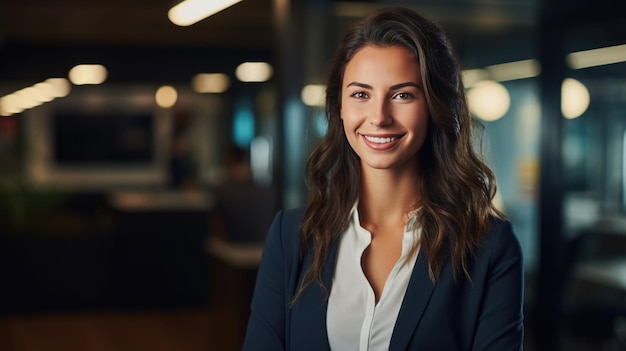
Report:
0,94,24,116
69,64,108,85
486,59,541,82
155,85,178,108
301,84,326,107
561,78,590,119
15,89,41,109
466,80,510,122
567,44,626,69
192,73,231,93
46,78,72,98
462,59,540,87
168,0,243,27
32,82,56,102
0,99,10,116
236,62,273,82
0,78,71,117
462,69,490,88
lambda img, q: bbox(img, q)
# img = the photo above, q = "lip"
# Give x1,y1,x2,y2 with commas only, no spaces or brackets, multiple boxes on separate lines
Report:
359,133,404,151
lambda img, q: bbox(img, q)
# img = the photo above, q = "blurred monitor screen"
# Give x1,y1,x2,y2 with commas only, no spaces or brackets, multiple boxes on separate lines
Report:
53,112,154,166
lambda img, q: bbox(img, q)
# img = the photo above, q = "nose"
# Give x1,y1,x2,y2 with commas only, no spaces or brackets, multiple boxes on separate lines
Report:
368,99,392,127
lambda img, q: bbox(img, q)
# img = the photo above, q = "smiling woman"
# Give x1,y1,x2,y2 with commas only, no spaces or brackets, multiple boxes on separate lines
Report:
242,7,524,351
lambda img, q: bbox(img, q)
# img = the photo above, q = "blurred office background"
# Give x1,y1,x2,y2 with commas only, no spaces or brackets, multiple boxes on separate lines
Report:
0,0,624,350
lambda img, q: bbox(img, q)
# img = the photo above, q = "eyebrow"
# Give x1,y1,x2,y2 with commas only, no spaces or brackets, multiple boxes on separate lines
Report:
346,82,420,90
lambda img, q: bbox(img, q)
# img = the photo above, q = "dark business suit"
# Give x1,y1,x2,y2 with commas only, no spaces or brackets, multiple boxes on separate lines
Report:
243,208,524,350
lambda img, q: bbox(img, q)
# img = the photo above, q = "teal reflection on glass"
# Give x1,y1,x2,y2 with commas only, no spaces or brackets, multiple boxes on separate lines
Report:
233,99,255,148
313,110,327,137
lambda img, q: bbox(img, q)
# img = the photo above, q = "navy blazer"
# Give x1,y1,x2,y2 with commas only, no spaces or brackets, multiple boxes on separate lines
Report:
242,208,524,350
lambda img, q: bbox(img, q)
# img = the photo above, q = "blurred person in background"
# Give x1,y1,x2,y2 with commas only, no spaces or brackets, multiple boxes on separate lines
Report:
209,145,275,243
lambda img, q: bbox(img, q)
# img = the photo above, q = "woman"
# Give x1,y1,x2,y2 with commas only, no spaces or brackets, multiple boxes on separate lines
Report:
243,7,524,351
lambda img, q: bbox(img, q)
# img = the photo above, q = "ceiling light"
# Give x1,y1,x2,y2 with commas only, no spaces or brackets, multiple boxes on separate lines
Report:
155,85,178,108
0,94,24,116
236,62,273,82
69,64,108,85
168,0,243,27
192,73,230,93
32,82,56,102
301,84,326,107
561,78,589,119
0,78,72,117
467,80,510,122
45,78,71,98
0,101,11,117
15,88,41,109
567,44,626,69
486,59,541,82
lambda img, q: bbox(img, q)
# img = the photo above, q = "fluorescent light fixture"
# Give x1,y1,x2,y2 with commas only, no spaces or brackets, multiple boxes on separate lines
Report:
236,62,273,82
192,73,231,93
32,82,56,102
301,84,326,107
486,59,541,82
567,44,626,69
15,88,41,109
0,94,24,116
0,78,71,117
0,98,11,116
168,0,243,27
463,59,540,87
45,78,71,98
69,64,108,85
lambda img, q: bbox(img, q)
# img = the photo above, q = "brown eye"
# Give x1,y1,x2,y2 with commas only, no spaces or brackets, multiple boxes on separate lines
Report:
393,92,413,100
351,91,369,99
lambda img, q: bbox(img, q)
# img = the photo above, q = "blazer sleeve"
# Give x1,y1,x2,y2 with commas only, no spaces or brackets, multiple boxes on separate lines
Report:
242,211,289,351
472,219,525,350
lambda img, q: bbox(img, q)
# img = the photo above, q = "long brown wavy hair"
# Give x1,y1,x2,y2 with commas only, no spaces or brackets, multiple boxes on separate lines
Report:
297,7,503,299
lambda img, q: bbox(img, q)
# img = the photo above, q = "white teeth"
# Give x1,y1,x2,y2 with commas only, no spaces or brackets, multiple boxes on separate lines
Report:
363,135,398,143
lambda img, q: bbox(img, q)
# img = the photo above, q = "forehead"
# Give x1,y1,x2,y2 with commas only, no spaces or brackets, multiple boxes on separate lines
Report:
344,45,420,83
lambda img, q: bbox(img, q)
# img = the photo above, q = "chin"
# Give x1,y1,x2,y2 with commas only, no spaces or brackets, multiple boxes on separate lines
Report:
361,160,400,170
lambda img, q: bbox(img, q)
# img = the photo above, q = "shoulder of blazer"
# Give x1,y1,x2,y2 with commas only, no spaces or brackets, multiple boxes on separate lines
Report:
272,207,306,252
486,216,521,248
479,215,524,268
279,207,306,234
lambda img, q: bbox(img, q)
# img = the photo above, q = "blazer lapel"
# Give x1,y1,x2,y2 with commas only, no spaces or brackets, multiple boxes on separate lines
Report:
389,252,437,350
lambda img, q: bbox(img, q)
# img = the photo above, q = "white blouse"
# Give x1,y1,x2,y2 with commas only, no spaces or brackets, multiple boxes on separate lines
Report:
327,206,420,351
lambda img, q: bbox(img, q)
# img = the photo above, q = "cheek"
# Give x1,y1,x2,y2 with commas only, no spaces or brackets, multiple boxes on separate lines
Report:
339,103,364,127
340,105,356,129
341,114,360,146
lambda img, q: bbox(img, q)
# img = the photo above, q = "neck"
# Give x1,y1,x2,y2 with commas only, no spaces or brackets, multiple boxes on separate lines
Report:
358,165,420,230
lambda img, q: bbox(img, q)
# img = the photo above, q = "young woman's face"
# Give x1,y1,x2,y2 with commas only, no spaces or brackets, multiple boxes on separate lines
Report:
341,45,429,173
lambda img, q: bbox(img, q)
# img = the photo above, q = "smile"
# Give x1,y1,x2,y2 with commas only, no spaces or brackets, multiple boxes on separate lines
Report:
359,133,403,151
363,135,399,144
